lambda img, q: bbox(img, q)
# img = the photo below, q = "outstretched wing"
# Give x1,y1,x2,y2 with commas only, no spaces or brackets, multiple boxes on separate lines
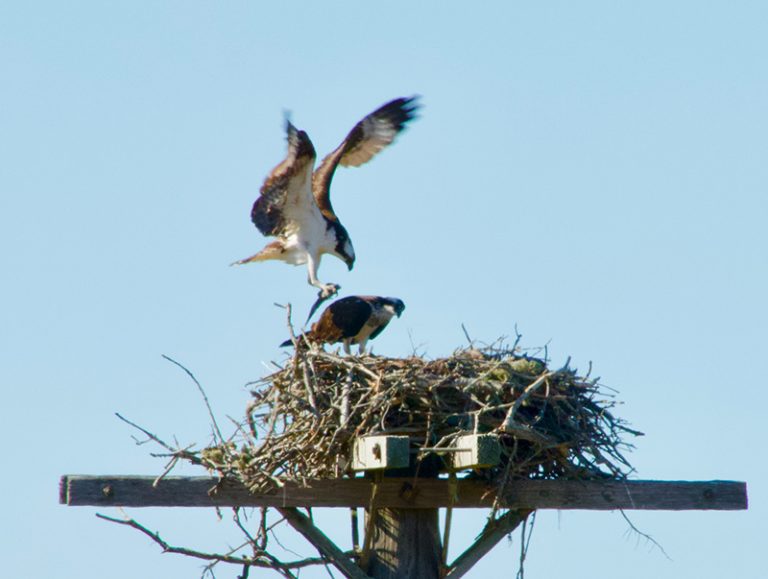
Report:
312,96,420,220
251,119,317,237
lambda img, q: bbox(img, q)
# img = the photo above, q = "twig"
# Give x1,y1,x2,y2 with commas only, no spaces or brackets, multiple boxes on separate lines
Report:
95,513,335,575
500,371,554,430
153,455,180,487
512,324,523,352
115,413,203,466
515,511,536,579
359,475,381,571
275,302,298,347
340,368,353,431
162,354,225,445
461,323,474,347
115,412,174,452
202,540,254,578
312,351,381,381
441,472,458,571
619,510,672,561
300,359,320,418
232,508,259,555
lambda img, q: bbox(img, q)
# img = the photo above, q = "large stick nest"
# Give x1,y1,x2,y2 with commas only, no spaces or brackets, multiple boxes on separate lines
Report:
202,345,641,494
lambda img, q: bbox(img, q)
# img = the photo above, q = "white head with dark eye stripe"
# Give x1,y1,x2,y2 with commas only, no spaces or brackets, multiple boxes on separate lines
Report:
380,297,405,317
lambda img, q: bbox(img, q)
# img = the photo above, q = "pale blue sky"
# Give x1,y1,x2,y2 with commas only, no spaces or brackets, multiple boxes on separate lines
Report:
2,2,765,577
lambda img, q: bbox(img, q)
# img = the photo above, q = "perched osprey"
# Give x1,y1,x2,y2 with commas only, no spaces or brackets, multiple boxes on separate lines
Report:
281,295,406,355
232,97,419,302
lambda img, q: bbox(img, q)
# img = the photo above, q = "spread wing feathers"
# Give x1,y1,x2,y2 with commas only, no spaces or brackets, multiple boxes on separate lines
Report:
312,96,420,219
251,120,317,237
312,296,373,342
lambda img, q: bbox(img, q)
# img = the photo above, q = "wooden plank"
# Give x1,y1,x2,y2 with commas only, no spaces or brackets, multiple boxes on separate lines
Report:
352,436,410,471
277,507,371,579
60,475,748,510
451,434,501,470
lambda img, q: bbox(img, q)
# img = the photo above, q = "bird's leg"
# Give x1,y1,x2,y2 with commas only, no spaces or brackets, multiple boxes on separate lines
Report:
357,339,369,356
343,341,352,356
306,255,340,299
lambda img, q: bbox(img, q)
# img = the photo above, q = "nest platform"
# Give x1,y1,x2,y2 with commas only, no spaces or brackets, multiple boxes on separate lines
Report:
202,346,641,494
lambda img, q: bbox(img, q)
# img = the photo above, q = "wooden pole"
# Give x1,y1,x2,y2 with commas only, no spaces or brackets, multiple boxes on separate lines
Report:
361,455,445,579
365,508,441,579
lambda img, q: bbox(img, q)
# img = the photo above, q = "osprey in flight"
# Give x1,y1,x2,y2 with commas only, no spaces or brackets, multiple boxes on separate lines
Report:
281,295,405,355
232,97,419,302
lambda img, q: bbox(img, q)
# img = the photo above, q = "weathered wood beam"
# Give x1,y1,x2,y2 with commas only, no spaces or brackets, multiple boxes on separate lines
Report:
60,475,748,511
276,507,371,579
445,509,531,579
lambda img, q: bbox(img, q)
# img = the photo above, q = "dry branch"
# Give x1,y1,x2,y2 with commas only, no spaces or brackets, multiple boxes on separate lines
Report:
95,512,346,575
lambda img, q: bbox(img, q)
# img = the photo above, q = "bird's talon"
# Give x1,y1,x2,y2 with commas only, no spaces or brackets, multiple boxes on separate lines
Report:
319,284,340,299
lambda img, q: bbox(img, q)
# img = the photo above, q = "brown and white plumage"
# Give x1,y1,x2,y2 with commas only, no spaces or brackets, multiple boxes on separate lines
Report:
232,97,420,301
281,295,406,355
